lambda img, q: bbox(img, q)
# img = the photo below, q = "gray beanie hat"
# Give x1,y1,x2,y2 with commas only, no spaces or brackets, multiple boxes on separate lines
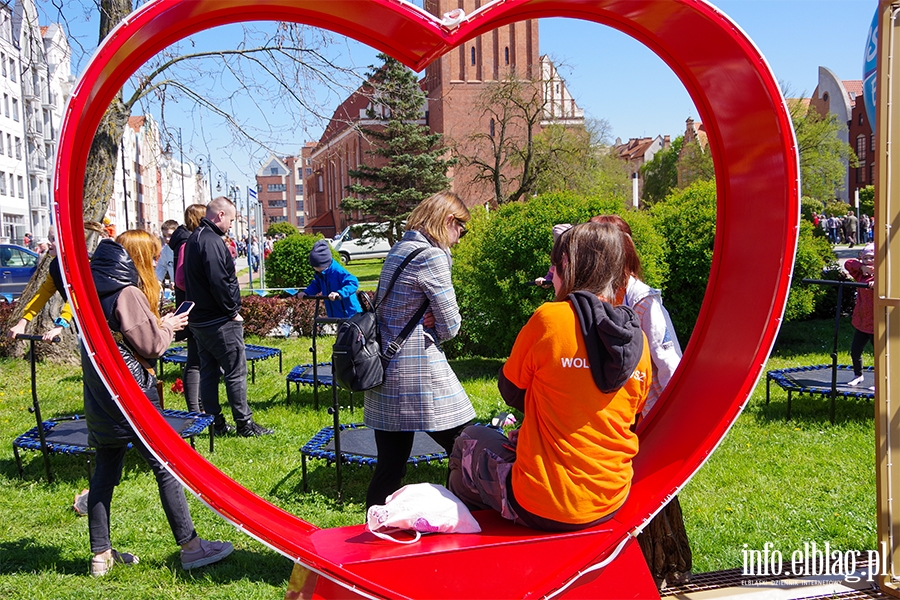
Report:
309,239,333,269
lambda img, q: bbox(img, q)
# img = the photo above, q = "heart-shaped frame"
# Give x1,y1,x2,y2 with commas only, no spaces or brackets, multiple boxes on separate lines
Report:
55,0,798,595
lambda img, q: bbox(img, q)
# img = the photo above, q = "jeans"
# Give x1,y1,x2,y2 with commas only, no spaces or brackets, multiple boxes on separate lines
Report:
366,424,468,508
88,442,197,553
183,335,201,413
191,319,252,424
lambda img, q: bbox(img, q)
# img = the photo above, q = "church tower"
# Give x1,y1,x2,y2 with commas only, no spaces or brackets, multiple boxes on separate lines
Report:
424,0,541,204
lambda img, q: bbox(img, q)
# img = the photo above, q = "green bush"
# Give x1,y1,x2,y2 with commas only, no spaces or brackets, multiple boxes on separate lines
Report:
784,220,839,321
448,192,667,358
800,195,824,220
859,185,874,217
264,233,336,289
650,180,717,342
266,222,299,237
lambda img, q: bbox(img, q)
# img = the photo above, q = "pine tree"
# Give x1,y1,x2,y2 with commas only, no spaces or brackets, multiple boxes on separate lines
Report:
341,54,455,244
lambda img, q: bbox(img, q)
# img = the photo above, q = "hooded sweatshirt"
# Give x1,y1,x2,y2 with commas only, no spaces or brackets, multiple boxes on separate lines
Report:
84,239,175,447
499,293,651,524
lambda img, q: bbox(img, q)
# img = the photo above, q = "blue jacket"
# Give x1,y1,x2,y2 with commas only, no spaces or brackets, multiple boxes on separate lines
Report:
303,259,362,318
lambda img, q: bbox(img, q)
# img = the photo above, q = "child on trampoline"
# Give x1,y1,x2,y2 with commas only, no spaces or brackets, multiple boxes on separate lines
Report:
297,239,362,319
449,221,651,531
845,243,875,388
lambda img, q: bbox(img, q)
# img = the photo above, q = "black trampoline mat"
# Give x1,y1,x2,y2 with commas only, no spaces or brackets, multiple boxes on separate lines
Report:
323,428,446,458
289,363,334,385
37,415,192,448
782,368,875,392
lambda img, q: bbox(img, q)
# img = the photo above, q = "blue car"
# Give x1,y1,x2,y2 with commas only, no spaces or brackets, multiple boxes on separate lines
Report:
0,243,39,301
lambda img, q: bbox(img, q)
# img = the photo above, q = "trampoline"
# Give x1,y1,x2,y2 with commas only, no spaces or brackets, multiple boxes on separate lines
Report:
160,343,282,384
55,1,800,596
13,409,215,482
766,365,875,418
299,423,447,496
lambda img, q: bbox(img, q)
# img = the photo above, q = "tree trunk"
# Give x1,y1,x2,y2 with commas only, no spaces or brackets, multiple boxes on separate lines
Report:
1,0,132,362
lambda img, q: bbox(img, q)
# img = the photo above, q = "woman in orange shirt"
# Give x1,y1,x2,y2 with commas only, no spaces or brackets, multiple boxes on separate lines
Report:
449,222,651,530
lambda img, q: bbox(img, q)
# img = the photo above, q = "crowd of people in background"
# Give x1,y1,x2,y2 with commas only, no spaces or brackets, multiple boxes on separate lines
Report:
811,211,873,246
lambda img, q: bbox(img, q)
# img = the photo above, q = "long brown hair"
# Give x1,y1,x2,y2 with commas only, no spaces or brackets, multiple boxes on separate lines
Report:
116,229,162,319
406,191,470,249
184,203,206,231
589,214,642,280
550,222,626,302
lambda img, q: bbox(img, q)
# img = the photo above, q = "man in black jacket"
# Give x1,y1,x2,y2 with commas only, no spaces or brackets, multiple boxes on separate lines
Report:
183,197,273,437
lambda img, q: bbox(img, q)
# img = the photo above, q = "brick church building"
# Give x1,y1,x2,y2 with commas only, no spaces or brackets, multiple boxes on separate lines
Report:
304,0,582,238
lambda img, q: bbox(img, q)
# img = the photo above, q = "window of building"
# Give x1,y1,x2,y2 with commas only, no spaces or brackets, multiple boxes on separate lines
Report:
295,183,303,195
305,167,312,177
296,199,304,211
1,53,6,77
267,183,286,192
317,174,323,193
0,171,6,195
17,175,22,198
857,135,867,163
859,113,864,125
3,94,7,118
269,167,279,175
871,162,875,185
471,47,476,65
297,215,305,227
489,118,495,137
15,137,21,159
9,58,15,82
12,98,18,122
504,47,509,65
872,133,876,153
268,199,287,208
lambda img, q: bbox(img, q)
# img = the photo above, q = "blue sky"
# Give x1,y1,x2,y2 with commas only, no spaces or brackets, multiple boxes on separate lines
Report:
40,0,876,185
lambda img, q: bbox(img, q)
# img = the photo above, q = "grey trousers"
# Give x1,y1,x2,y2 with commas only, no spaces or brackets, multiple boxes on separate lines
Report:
190,319,252,424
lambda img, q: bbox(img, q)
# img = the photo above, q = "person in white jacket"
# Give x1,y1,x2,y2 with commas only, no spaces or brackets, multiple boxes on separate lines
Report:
590,215,682,419
590,214,690,588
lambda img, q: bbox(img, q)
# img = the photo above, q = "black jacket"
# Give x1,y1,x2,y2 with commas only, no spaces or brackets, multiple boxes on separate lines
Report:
83,239,161,448
183,217,240,326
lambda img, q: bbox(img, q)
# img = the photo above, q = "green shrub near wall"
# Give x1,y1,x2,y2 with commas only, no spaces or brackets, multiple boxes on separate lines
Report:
264,234,337,289
449,192,667,359
785,220,839,321
650,180,717,342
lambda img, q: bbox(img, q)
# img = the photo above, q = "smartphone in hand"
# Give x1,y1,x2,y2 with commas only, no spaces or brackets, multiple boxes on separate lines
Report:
174,301,195,316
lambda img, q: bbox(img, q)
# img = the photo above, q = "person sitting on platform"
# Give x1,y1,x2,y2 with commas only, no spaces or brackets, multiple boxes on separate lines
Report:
845,243,875,389
448,222,651,531
297,239,362,319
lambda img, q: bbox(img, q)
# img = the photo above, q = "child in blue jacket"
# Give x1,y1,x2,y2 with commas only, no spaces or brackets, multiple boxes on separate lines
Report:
298,239,362,318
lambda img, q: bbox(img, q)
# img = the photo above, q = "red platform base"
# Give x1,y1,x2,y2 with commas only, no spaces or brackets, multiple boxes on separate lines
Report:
284,510,659,599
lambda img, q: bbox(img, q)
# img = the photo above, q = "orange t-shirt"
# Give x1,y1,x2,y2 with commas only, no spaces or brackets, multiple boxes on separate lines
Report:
503,301,651,524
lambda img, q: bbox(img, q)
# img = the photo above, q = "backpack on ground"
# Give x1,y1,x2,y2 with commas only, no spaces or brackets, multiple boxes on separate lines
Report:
332,247,429,392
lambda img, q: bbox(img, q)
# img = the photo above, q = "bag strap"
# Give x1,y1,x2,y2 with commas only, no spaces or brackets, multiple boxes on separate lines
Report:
373,246,427,310
375,246,431,362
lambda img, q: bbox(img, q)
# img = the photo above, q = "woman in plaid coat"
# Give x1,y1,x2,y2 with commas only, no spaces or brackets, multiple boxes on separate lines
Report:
364,192,476,508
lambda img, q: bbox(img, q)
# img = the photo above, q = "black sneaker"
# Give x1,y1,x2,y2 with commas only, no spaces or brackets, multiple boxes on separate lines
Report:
237,420,274,437
213,417,235,436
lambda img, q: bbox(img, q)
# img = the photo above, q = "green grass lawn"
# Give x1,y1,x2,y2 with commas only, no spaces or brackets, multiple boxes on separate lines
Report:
0,317,876,598
344,258,384,291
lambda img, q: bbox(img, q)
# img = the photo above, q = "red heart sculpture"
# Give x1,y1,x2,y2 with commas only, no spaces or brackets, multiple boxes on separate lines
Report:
55,0,798,596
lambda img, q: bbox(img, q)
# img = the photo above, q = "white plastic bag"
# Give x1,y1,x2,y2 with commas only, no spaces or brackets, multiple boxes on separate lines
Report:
366,483,481,544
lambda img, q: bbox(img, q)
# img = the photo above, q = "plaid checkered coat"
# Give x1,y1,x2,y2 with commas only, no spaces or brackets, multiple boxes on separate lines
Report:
363,230,475,432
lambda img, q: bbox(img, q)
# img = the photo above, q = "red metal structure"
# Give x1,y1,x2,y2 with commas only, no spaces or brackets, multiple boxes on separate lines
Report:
54,1,799,597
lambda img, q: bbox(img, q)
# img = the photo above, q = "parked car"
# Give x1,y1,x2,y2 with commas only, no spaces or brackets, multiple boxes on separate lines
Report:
330,226,393,264
0,243,39,301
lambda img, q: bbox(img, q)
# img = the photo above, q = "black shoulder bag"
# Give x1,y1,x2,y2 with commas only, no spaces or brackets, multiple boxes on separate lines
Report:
332,247,429,392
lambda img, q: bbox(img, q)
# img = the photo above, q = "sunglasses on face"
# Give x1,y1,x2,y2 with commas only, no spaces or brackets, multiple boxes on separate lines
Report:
455,218,468,239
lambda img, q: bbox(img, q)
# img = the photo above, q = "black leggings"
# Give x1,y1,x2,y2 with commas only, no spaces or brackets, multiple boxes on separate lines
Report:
366,424,469,508
851,327,874,377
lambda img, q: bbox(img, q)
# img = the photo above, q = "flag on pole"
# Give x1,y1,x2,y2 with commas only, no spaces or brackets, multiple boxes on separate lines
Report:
248,186,258,201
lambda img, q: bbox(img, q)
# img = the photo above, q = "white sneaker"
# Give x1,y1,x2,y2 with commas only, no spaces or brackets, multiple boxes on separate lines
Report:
848,375,865,387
